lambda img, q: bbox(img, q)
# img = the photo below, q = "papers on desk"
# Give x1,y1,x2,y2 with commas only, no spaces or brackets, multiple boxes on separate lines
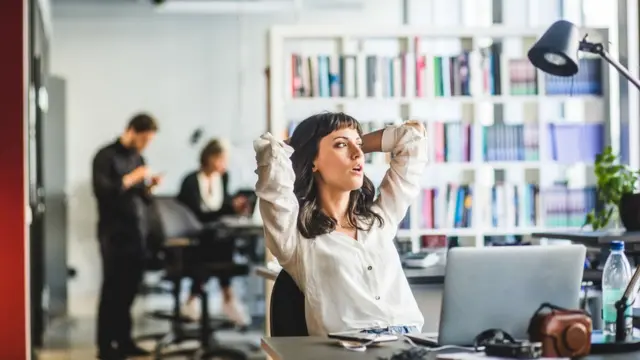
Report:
402,251,440,268
437,353,568,360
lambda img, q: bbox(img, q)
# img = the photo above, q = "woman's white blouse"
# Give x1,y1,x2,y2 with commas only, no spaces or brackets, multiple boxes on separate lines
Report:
197,171,224,212
253,123,428,336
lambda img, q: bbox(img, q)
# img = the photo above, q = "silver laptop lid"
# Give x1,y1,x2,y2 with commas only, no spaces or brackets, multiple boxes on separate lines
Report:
438,244,586,346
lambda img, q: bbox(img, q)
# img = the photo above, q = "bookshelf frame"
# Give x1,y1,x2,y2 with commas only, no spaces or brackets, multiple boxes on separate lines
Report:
267,25,615,251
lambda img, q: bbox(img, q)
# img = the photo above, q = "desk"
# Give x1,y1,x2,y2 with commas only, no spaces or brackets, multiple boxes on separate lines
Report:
404,266,445,285
532,231,640,250
261,336,640,360
262,336,413,360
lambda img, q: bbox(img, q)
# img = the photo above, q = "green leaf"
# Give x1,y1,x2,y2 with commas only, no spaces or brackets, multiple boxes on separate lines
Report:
590,146,640,229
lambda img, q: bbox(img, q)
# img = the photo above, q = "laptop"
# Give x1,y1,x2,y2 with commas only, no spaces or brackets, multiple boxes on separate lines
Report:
407,244,587,346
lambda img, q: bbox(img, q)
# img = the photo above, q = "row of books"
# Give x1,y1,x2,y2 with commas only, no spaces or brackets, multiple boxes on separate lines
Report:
286,119,474,163
418,185,473,229
481,123,601,163
508,59,537,96
286,120,603,165
420,122,542,163
433,122,472,163
508,58,603,96
542,185,598,228
418,235,530,248
395,235,531,252
410,183,597,230
482,123,540,162
545,58,603,95
289,52,603,98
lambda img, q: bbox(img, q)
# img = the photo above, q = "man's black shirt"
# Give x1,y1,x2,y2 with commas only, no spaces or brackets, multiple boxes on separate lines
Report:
92,139,151,252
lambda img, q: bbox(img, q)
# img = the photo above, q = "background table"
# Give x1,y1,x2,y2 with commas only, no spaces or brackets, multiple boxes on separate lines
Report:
532,231,640,250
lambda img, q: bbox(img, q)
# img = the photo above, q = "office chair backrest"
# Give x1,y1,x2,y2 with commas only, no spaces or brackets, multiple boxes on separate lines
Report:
145,199,167,271
153,196,203,239
270,269,308,337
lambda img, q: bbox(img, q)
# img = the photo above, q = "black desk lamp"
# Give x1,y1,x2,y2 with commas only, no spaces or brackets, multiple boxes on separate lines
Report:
528,19,640,91
529,19,640,351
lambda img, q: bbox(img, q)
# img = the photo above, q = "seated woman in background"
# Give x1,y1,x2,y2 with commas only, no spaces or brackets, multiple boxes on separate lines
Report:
177,138,250,325
253,112,427,336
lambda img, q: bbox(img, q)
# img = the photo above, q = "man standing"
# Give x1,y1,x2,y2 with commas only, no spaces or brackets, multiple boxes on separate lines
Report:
92,113,162,359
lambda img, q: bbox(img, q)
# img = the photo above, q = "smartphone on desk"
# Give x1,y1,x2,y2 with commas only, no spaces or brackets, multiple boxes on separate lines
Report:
328,331,398,344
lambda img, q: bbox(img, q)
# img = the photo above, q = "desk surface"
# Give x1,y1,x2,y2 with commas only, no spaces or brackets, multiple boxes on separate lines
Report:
262,336,640,360
532,230,640,245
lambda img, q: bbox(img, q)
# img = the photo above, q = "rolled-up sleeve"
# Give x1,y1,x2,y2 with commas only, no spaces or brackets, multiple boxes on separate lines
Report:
254,133,300,265
375,123,429,227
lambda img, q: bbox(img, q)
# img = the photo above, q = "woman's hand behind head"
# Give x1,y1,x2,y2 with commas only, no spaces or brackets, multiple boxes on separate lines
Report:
403,120,426,134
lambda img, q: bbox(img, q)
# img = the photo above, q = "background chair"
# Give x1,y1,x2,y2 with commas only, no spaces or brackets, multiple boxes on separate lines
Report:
137,195,174,303
135,196,195,345
149,197,249,359
270,270,308,337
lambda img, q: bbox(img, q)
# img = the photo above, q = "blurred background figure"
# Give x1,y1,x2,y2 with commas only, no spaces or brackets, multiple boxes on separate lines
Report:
177,138,251,326
92,113,162,359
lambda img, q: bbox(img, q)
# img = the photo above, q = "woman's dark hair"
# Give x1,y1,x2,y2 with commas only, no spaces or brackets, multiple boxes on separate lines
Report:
288,112,384,239
200,139,225,168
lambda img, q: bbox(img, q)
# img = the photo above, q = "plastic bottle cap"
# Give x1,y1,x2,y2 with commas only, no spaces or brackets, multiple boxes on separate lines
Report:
610,240,625,251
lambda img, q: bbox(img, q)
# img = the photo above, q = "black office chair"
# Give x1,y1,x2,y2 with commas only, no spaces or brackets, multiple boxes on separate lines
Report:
137,196,174,299
270,270,308,337
149,197,248,360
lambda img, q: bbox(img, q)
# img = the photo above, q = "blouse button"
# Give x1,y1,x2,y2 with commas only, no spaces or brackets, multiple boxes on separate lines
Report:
367,266,373,271
375,296,380,300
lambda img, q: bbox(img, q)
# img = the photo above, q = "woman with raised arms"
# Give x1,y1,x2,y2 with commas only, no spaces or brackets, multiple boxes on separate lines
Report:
253,112,428,336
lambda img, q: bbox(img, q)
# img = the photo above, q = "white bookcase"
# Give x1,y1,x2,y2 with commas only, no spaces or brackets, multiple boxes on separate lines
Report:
267,25,615,252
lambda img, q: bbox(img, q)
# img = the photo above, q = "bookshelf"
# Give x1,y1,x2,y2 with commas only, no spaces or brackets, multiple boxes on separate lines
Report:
267,25,616,252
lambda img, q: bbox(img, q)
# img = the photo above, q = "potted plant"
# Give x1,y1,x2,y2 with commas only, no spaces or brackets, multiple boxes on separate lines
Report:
585,146,640,231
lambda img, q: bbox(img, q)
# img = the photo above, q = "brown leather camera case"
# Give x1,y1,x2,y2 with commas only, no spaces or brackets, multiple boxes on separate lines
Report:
528,303,592,358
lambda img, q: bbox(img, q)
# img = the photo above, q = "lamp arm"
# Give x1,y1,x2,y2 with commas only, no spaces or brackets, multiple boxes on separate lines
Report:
580,39,640,92
614,263,640,341
623,264,640,302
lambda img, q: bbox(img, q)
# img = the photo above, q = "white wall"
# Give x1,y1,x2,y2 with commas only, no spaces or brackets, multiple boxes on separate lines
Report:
51,0,403,314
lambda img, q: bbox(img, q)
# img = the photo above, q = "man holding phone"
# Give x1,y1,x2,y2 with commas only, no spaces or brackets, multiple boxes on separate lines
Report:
92,113,162,359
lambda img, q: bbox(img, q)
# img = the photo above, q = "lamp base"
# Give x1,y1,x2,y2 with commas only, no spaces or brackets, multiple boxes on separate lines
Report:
590,330,640,354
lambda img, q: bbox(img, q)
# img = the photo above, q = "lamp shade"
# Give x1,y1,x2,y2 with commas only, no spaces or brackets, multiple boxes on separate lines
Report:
527,20,581,77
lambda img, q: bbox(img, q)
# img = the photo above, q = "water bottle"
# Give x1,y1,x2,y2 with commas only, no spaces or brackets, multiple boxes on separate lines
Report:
602,240,633,336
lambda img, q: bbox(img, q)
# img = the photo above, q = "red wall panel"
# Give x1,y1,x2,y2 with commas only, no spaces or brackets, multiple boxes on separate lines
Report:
0,0,28,359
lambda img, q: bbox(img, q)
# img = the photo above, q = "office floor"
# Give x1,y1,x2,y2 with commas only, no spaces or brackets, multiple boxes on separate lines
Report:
36,279,268,360
36,283,444,360
37,316,265,360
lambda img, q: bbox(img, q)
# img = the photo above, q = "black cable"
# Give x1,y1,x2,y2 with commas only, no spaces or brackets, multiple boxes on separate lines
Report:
377,347,430,360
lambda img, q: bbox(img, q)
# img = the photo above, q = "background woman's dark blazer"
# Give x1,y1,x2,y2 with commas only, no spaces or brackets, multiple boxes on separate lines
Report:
176,170,235,223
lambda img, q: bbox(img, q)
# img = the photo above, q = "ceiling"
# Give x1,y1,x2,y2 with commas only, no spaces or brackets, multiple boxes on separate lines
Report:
51,0,364,14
